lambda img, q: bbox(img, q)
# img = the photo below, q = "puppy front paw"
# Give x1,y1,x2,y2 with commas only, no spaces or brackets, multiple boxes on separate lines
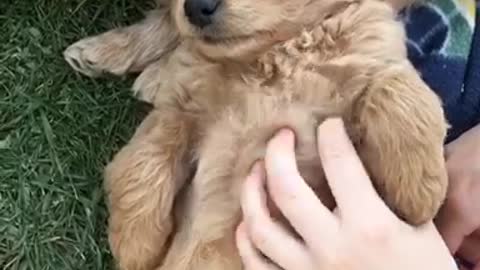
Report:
390,169,448,225
64,33,134,77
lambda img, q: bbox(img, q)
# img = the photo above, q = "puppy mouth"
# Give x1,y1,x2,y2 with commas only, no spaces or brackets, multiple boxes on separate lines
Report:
200,33,255,45
199,29,278,46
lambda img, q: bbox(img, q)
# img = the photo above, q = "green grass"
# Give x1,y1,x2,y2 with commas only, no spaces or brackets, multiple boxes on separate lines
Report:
0,1,155,269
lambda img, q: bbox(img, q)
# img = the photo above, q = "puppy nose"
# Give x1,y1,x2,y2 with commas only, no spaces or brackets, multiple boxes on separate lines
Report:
184,0,221,28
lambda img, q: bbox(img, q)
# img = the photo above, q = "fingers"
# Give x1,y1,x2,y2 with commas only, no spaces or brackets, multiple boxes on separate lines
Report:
435,178,479,253
475,229,480,238
436,208,469,253
264,128,339,246
316,118,391,220
439,224,465,254
457,235,480,269
236,223,283,270
241,162,315,270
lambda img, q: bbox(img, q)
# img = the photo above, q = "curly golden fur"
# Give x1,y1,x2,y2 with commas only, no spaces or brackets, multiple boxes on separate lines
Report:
64,0,449,269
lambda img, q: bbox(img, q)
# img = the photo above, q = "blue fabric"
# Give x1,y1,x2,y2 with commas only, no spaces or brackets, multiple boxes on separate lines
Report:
460,4,480,139
400,1,480,143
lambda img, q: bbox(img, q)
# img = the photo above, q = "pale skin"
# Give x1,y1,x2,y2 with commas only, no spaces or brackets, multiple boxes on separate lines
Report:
436,124,480,270
237,118,458,270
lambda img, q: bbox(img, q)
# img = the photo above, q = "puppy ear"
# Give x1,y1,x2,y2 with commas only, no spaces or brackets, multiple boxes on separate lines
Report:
314,55,376,100
302,0,355,24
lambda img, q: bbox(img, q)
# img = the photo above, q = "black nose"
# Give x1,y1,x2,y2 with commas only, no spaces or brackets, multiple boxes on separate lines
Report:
184,0,221,28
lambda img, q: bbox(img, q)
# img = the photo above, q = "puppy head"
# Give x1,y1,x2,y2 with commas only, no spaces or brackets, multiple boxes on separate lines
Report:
170,0,351,60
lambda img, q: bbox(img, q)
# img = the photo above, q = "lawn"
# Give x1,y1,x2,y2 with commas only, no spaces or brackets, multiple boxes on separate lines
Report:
0,1,154,269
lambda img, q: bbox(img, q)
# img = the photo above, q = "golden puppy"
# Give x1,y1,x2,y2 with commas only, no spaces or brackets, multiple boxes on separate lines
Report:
64,0,449,269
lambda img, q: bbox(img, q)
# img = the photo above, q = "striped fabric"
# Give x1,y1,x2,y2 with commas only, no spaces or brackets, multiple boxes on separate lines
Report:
399,0,479,143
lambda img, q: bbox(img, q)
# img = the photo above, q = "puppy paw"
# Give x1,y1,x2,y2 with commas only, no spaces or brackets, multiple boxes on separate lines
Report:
393,177,448,226
64,34,133,77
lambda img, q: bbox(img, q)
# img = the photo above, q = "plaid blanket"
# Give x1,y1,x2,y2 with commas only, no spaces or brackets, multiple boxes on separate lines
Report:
399,0,479,143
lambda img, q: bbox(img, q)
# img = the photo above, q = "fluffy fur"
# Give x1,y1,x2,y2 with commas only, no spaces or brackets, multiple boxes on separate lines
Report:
64,0,449,269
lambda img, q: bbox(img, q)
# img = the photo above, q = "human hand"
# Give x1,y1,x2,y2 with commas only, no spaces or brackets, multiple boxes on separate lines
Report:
436,124,480,270
236,118,457,270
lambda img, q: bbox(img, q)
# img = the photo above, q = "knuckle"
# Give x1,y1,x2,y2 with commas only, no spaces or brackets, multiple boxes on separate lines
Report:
249,219,269,247
322,146,349,162
356,220,395,247
269,173,303,201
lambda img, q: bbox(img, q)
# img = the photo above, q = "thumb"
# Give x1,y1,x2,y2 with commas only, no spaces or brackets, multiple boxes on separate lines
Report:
436,208,468,253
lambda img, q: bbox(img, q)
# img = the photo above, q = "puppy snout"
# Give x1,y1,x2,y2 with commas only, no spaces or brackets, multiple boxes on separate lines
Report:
184,0,221,28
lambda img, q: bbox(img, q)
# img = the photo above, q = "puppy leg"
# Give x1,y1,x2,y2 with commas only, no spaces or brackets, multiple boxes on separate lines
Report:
105,110,192,270
157,127,244,270
352,64,449,225
64,7,178,77
157,186,242,270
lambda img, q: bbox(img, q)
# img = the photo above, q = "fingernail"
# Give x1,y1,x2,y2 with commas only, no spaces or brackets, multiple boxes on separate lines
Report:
275,128,294,142
250,160,263,175
237,221,246,233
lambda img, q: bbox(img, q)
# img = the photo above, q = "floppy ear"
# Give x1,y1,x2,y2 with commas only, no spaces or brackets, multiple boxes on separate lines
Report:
64,4,180,77
309,55,377,110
